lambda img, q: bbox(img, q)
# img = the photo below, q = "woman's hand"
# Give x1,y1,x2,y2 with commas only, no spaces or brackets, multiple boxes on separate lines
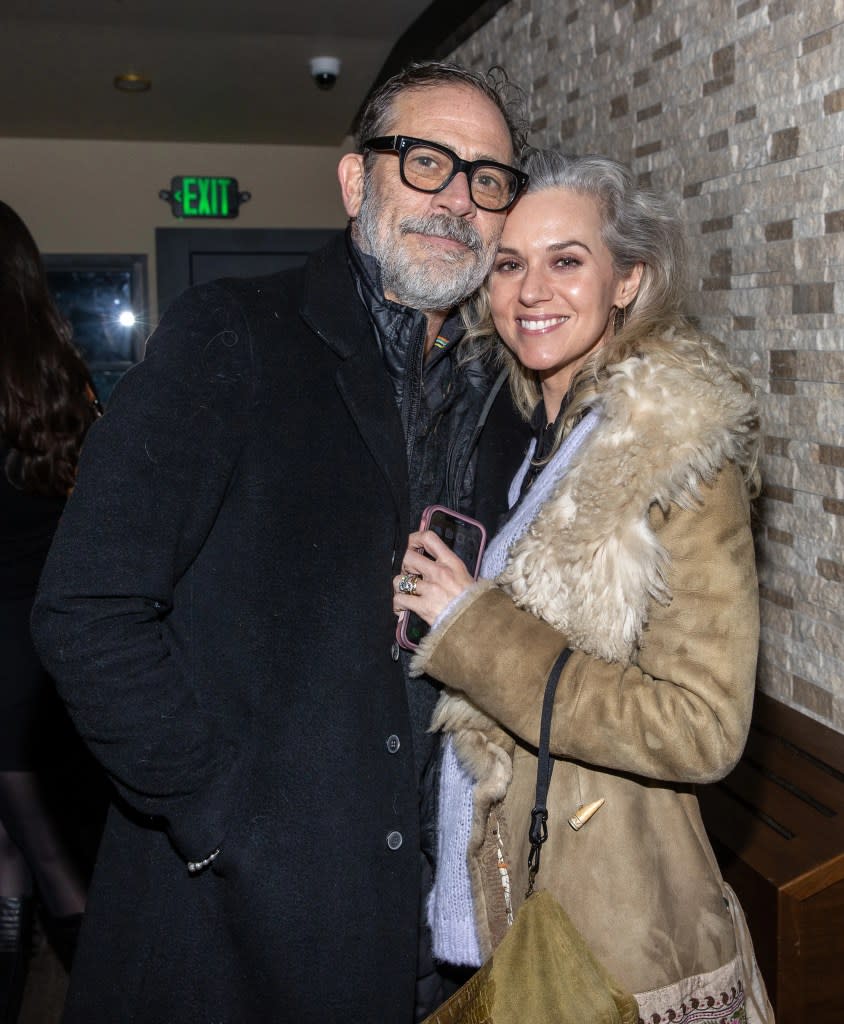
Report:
393,530,475,627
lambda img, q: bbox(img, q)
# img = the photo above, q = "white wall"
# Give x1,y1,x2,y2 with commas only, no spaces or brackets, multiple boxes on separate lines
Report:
0,136,351,322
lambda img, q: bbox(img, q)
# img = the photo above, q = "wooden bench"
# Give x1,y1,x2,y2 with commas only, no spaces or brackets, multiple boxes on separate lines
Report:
698,692,844,1023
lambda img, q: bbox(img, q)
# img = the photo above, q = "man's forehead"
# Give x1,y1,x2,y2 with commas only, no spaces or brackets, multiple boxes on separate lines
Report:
384,84,513,162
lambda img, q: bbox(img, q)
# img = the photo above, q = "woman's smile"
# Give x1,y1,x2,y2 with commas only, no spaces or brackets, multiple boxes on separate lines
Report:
515,315,570,333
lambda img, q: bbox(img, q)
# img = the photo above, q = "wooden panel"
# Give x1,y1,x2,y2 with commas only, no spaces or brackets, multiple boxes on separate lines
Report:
699,694,844,1023
753,694,844,774
775,891,803,1022
698,782,791,883
801,882,844,1022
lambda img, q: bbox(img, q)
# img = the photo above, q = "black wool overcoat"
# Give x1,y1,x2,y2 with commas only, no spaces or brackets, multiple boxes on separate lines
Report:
33,236,448,1022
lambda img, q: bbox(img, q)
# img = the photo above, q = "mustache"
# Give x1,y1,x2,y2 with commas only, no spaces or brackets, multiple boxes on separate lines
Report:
399,214,483,255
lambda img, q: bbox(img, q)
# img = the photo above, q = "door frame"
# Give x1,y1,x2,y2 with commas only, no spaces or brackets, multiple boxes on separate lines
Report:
156,227,341,318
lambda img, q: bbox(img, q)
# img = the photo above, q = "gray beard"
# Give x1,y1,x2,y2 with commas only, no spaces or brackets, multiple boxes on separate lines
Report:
355,188,494,312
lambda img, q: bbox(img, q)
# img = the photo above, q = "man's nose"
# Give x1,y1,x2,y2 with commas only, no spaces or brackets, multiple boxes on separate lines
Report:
431,171,475,217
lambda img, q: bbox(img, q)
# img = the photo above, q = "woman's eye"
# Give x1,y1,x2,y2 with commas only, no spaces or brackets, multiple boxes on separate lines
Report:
494,260,521,273
555,256,581,268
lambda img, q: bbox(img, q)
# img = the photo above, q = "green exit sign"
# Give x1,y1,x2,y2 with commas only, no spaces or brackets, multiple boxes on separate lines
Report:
160,176,250,219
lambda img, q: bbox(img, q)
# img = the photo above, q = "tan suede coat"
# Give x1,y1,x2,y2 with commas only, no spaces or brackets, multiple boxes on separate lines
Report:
413,334,773,1020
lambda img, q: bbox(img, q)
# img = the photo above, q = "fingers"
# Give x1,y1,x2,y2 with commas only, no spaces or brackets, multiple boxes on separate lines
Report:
392,530,476,626
393,574,442,625
397,572,421,596
392,572,423,614
402,530,463,574
395,577,422,614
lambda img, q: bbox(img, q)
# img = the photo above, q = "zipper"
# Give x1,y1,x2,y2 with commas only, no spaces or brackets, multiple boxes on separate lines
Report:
403,317,428,467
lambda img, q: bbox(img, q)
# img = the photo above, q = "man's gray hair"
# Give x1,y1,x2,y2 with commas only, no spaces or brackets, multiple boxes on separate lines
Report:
356,61,527,165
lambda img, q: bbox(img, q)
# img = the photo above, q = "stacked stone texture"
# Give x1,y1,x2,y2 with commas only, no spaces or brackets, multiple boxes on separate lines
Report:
451,0,844,732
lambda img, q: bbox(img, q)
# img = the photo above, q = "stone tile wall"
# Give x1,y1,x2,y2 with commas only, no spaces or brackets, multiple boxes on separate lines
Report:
451,0,844,731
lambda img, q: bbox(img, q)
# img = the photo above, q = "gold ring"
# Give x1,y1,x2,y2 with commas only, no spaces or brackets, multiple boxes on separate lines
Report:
399,573,420,595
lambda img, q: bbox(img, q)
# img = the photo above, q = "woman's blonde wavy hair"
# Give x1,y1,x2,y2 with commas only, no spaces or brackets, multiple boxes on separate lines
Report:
462,150,758,480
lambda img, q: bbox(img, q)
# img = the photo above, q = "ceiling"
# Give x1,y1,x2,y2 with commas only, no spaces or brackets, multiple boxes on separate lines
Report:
0,0,507,147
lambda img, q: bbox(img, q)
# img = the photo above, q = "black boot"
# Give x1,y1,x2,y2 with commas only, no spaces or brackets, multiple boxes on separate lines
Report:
0,896,32,1024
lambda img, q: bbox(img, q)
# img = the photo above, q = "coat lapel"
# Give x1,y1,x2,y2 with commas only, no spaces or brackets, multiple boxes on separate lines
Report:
299,233,409,524
334,349,409,522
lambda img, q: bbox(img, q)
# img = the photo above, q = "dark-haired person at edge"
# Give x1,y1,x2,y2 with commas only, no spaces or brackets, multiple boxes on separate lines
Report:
31,63,531,1022
0,201,101,1021
394,151,775,1023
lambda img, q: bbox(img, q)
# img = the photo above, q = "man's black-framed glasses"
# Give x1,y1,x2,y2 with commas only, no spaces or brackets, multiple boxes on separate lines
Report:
363,135,528,213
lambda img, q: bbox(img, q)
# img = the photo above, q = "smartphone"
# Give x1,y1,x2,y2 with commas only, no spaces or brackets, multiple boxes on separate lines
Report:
396,505,488,651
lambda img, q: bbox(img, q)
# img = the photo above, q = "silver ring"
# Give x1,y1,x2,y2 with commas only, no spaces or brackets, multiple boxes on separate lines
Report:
399,573,420,596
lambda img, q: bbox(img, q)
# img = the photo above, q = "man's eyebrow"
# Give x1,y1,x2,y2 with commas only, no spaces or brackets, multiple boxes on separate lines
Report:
417,139,513,165
472,152,514,165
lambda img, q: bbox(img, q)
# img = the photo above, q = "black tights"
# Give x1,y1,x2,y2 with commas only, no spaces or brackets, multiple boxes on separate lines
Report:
0,770,85,918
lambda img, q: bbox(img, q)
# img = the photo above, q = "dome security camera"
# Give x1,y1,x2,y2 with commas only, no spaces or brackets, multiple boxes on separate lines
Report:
310,56,341,91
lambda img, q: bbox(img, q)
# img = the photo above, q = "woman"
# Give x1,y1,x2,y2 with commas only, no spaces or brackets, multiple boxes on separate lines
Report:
394,152,773,1023
0,200,100,1017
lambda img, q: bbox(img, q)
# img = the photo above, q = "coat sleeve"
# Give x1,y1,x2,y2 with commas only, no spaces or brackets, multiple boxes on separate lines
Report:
31,282,254,863
413,464,759,784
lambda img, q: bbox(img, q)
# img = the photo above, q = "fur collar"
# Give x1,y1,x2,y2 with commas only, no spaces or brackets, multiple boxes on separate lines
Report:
497,329,753,663
430,332,756,746
500,332,756,665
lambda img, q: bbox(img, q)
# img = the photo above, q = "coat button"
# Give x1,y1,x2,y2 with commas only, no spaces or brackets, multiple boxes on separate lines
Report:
390,642,400,661
386,734,400,754
386,831,403,851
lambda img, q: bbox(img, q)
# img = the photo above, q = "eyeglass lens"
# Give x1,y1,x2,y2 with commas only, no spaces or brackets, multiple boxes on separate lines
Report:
402,143,517,210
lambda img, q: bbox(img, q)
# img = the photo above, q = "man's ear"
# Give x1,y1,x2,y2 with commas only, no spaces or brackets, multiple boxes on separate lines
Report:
338,153,366,218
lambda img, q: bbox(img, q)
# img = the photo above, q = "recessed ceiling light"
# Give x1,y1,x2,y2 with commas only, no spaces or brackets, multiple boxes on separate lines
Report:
114,73,151,93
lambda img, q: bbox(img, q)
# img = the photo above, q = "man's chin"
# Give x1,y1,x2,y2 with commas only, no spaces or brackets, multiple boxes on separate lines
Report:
377,237,489,309
389,274,485,311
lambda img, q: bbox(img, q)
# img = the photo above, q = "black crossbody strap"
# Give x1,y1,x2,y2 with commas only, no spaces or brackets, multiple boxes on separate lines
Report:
526,647,572,897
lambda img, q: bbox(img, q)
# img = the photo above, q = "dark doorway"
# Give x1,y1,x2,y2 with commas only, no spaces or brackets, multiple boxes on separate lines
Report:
155,227,341,319
45,253,148,405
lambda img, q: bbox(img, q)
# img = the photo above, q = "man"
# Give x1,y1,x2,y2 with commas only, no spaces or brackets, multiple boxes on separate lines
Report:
32,62,528,1022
